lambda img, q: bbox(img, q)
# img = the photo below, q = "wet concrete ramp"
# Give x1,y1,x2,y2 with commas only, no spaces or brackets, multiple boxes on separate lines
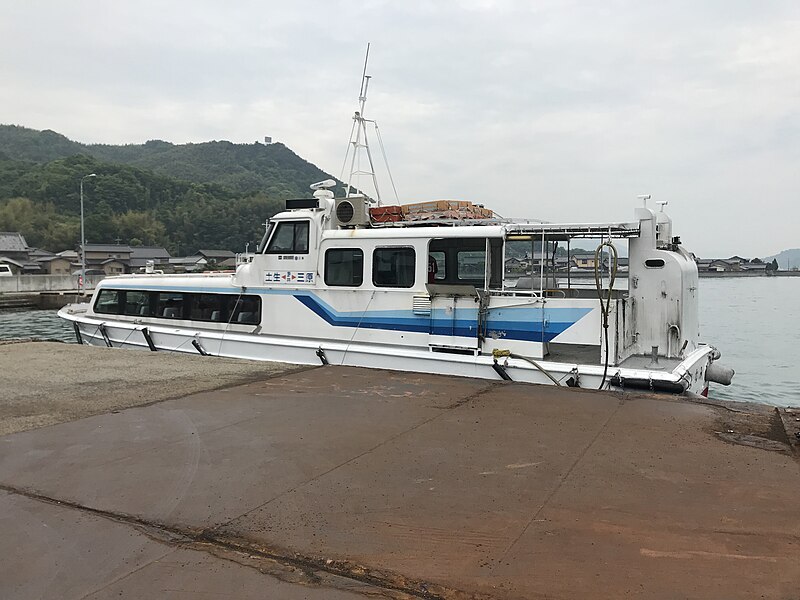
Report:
1,365,799,599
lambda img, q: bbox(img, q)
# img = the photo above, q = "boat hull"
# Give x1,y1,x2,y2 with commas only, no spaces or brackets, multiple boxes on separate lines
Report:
59,305,716,396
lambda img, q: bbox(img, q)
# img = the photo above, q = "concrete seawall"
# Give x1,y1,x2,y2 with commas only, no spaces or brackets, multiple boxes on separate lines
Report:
0,291,85,309
1,342,798,599
0,273,105,294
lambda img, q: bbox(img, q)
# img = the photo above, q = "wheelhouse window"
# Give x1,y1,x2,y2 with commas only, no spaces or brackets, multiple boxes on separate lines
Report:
373,247,416,288
266,221,309,254
94,289,122,314
93,289,262,325
325,248,364,287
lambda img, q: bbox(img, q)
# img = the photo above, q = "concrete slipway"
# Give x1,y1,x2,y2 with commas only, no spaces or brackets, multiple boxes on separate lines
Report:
0,342,798,599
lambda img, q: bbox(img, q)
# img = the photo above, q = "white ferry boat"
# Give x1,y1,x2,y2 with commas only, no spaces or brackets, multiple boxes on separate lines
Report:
58,186,734,396
58,54,733,396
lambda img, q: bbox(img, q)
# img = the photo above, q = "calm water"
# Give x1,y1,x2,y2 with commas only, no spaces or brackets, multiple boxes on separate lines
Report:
698,277,799,407
0,308,75,343
1,278,798,406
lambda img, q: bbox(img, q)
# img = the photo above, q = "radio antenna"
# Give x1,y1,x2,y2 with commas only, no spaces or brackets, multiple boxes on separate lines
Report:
340,44,399,205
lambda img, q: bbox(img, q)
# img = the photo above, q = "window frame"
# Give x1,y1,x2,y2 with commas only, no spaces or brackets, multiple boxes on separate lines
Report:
372,246,416,288
324,247,364,287
265,221,310,254
92,289,262,325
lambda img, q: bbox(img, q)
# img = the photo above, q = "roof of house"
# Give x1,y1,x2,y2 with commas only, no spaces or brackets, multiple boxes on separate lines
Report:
0,232,28,253
169,256,207,265
0,256,25,268
35,255,71,263
130,246,171,260
57,250,79,259
28,248,55,259
197,249,235,259
81,243,133,254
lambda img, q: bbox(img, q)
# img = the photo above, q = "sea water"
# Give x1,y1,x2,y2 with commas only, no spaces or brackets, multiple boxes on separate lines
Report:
698,277,799,406
1,278,798,406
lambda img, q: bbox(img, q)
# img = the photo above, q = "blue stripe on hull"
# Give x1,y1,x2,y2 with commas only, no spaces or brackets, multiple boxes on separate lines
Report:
295,294,592,343
99,283,592,343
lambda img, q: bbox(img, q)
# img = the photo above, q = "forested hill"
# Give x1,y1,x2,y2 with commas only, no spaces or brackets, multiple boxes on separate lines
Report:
0,125,340,254
0,124,336,197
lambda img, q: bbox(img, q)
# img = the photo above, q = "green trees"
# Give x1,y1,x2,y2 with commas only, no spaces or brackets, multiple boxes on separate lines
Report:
0,126,337,254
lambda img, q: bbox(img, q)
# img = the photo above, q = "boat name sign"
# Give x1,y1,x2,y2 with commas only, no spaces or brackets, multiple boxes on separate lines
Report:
265,271,315,284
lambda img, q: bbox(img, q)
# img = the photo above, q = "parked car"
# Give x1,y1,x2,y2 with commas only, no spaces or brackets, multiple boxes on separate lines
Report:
0,264,13,277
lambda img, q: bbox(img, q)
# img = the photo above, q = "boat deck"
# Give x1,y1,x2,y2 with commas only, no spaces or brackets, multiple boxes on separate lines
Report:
545,343,683,372
1,342,798,599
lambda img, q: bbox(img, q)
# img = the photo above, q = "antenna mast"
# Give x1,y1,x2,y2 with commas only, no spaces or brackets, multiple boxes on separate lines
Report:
341,44,399,206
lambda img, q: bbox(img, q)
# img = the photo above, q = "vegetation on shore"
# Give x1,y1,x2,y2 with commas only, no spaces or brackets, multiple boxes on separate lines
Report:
0,125,339,254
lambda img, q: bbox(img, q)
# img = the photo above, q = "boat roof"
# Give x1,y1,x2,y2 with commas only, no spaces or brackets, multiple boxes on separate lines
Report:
274,207,642,241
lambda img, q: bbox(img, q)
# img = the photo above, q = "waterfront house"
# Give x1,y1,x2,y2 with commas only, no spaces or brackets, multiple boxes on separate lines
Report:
0,232,30,263
78,244,133,275
169,256,208,272
197,249,236,267
0,233,48,274
36,255,73,275
571,253,597,269
129,246,172,272
707,259,740,272
740,262,768,272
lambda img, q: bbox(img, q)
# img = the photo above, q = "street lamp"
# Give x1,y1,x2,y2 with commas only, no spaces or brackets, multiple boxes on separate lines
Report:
80,173,97,295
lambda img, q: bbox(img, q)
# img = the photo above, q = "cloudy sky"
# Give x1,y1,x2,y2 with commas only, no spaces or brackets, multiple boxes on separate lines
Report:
2,0,798,257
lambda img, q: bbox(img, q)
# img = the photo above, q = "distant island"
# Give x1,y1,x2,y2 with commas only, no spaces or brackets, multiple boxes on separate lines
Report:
762,248,800,271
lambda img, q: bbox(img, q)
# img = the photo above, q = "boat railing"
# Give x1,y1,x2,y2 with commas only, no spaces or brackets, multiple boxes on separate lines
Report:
236,253,256,266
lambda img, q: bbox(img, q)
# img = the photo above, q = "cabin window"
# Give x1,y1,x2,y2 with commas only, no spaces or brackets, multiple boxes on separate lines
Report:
95,289,262,324
457,250,486,281
189,293,232,322
266,221,309,254
428,251,446,282
232,296,261,324
373,247,416,288
124,290,153,317
325,248,364,287
429,238,486,286
156,292,185,319
94,289,123,314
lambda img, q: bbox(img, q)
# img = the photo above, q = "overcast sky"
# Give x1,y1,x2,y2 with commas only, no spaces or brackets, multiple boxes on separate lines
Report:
2,0,798,257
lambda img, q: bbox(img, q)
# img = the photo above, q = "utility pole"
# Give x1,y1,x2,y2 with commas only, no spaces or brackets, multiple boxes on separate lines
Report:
79,173,97,295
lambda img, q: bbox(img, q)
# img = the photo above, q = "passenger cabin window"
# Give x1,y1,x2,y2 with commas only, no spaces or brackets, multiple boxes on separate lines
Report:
94,289,122,314
93,289,262,325
429,238,485,286
325,248,364,286
428,238,503,288
266,221,309,254
373,247,416,288
428,251,446,282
